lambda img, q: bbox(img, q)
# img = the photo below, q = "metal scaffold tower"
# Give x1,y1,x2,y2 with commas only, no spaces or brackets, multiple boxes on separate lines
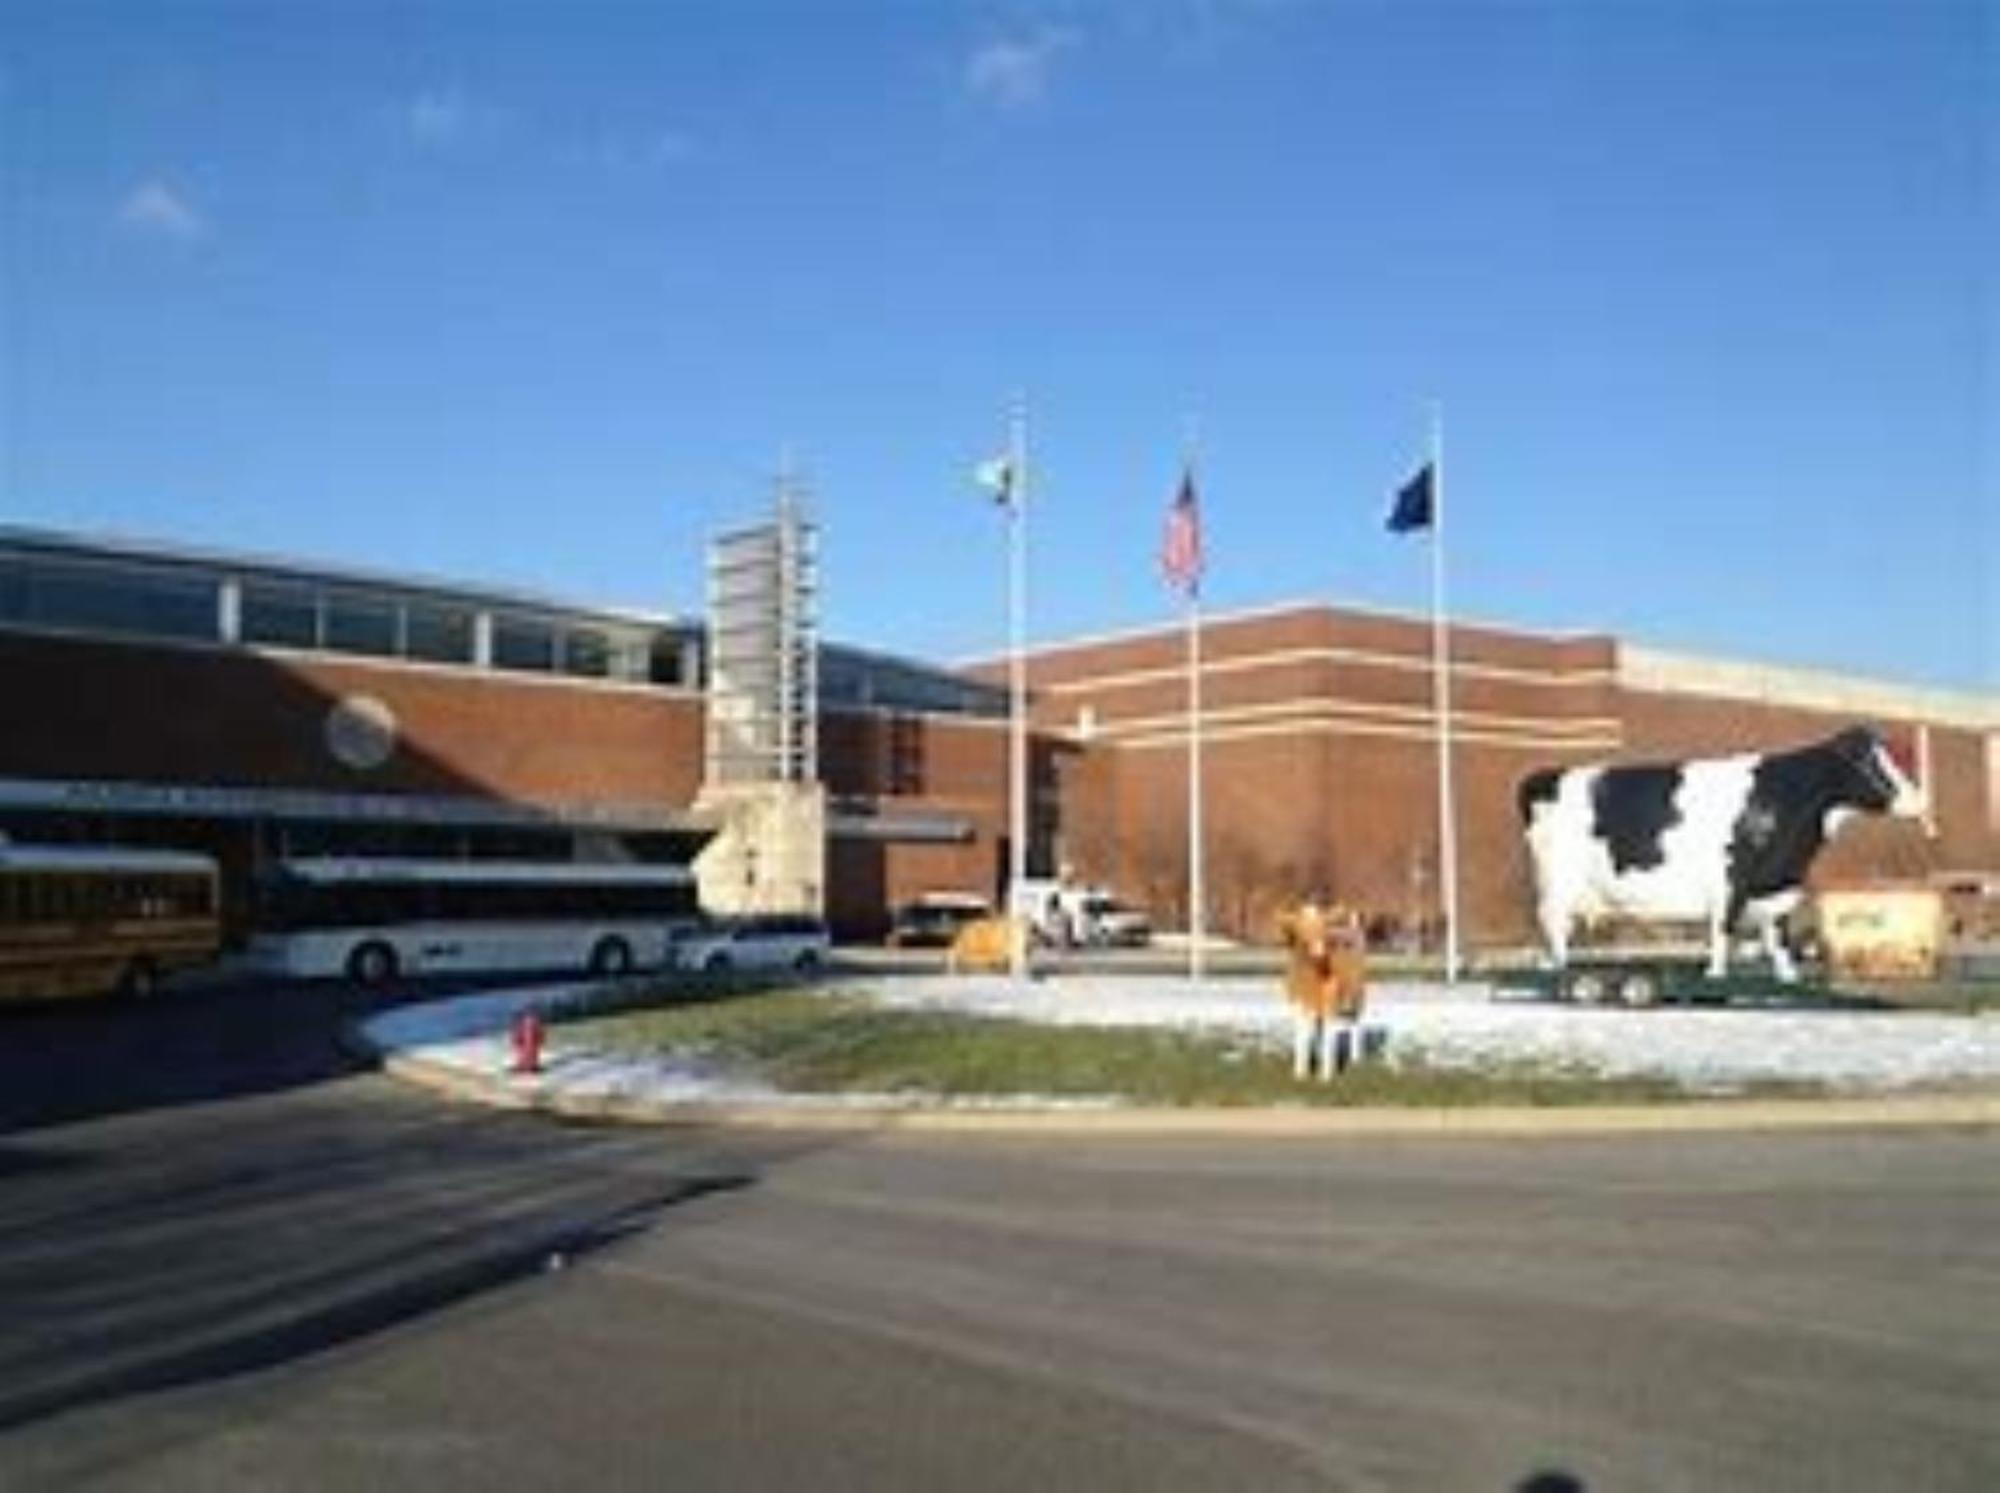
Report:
696,462,825,917
704,470,818,788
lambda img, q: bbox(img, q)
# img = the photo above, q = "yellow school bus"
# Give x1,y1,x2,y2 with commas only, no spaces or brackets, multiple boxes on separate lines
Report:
0,844,221,1002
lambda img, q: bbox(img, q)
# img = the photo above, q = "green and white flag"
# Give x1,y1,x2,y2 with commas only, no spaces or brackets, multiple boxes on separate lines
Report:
974,454,1015,507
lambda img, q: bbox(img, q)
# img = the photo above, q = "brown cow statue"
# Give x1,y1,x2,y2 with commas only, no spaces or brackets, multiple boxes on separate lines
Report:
1276,900,1369,1079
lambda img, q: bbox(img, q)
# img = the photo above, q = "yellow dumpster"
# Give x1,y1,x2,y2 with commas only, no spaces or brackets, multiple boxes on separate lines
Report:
1815,886,1943,981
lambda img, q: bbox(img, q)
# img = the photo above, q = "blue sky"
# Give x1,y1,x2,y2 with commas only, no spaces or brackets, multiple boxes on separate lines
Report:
2,1,1992,690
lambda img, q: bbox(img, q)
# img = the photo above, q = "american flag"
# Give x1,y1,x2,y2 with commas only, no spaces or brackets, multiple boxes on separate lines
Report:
1161,468,1203,598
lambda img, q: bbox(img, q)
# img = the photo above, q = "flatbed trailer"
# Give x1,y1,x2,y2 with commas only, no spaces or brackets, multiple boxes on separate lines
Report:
1504,954,1887,1011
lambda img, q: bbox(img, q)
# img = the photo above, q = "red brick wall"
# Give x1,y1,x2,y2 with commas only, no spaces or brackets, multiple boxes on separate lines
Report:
974,607,1992,948
3,620,1987,950
982,605,1623,943
0,630,703,810
817,707,1013,938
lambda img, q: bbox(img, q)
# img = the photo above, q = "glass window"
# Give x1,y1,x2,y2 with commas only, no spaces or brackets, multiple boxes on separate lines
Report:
405,603,474,664
492,616,556,672
606,634,650,682
0,556,29,624
240,583,319,647
6,555,218,642
562,628,610,677
646,637,683,685
323,593,399,657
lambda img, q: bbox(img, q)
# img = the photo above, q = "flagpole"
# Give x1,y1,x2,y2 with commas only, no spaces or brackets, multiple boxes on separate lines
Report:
1429,403,1461,984
1187,566,1205,986
1160,428,1206,983
1008,395,1030,983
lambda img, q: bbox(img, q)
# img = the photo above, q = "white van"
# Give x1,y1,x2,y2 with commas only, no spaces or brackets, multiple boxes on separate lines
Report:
1009,880,1151,949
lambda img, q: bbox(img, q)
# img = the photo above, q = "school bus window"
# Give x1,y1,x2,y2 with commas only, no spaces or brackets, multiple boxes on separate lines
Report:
0,853,223,1002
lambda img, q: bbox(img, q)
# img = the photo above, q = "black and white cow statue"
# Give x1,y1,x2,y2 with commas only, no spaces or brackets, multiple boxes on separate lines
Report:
1518,726,1925,983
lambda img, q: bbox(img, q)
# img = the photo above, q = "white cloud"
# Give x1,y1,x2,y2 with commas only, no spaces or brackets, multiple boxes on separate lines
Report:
965,27,1080,109
552,126,701,177
648,130,698,165
116,180,206,242
597,129,699,171
403,86,503,148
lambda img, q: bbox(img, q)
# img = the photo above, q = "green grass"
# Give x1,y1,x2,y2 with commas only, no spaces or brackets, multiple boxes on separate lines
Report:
563,985,1757,1108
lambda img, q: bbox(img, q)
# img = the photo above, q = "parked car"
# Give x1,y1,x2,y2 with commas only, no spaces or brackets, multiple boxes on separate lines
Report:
1077,891,1152,948
1010,879,1152,948
670,914,830,973
887,893,992,948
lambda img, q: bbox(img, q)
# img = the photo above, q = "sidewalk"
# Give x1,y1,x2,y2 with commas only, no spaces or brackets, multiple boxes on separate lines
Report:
354,981,2000,1137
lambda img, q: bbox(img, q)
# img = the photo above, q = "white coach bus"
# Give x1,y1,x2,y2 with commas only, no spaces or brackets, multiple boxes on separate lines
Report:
243,857,701,986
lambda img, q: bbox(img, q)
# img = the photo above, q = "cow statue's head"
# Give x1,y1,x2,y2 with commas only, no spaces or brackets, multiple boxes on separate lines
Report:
1828,725,1927,819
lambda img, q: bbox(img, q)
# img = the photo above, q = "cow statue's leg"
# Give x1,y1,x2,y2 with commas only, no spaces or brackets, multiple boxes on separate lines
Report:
1333,1019,1360,1073
1316,1016,1341,1080
1749,893,1802,984
1535,896,1572,972
1292,1010,1315,1078
1705,892,1734,980
1759,916,1798,985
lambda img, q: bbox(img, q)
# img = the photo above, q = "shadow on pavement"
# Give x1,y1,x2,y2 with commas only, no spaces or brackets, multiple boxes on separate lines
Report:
1515,1471,1589,1492
0,973,547,1135
0,1170,752,1434
0,1091,773,1434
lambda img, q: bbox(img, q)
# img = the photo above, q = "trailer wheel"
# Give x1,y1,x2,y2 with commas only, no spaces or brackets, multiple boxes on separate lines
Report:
1567,971,1608,1005
1618,972,1660,1008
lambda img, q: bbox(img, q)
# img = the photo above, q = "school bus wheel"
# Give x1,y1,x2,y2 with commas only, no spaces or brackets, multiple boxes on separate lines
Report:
117,957,160,1001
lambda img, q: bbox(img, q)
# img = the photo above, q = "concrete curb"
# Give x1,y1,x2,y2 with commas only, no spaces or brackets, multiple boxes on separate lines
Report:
369,1040,2000,1140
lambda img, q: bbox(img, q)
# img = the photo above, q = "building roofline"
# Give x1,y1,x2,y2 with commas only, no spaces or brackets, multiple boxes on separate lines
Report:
953,595,1995,728
952,595,1607,670
1617,644,1997,731
0,522,686,633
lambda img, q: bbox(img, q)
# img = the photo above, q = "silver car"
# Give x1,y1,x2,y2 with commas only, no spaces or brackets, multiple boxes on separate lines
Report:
669,914,830,974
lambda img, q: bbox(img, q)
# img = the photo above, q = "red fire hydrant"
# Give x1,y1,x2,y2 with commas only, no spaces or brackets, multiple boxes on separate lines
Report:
510,1008,545,1076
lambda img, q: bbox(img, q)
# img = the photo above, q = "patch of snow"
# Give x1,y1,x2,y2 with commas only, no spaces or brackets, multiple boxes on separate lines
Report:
359,972,2000,1109
359,984,1129,1111
854,974,2000,1094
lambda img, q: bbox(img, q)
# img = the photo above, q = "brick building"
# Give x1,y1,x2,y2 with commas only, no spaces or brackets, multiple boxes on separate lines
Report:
983,603,1997,945
1,526,1992,948
0,526,1010,940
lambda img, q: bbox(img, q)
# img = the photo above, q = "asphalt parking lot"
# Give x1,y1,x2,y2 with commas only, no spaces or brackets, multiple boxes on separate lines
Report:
2,976,1996,1490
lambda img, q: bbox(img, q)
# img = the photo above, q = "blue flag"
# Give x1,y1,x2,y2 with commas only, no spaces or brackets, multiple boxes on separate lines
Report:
1387,462,1434,533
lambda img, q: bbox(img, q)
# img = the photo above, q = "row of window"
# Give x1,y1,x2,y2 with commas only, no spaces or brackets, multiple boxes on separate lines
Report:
0,870,219,925
715,913,827,937
254,877,702,931
0,556,218,642
819,651,1008,718
1,544,1009,718
0,549,686,685
235,579,661,680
